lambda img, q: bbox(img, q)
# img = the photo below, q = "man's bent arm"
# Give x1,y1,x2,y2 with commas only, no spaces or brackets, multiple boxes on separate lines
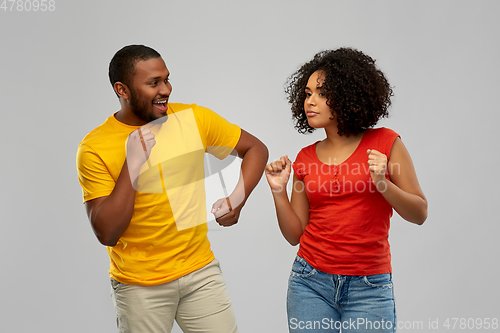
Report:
85,161,137,246
235,129,268,200
84,128,155,246
214,129,268,226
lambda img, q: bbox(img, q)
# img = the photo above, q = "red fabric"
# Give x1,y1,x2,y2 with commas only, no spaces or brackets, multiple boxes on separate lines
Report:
293,127,400,275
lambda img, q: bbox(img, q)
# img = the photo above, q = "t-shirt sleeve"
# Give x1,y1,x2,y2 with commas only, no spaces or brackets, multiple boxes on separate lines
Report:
195,105,241,160
76,143,115,203
292,149,307,181
381,128,401,159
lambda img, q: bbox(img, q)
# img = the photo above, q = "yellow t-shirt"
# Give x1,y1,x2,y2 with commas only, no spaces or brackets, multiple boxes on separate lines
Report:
76,103,241,285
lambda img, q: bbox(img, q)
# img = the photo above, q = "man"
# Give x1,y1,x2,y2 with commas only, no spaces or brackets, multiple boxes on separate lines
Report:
76,45,268,333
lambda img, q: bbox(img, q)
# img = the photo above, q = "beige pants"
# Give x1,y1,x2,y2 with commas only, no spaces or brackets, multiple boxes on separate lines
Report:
110,259,238,333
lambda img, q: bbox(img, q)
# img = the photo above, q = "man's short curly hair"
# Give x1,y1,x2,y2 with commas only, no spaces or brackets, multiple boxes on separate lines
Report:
109,45,161,97
285,48,393,136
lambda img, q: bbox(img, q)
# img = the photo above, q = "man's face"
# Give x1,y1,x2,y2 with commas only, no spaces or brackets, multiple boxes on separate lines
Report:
128,57,172,124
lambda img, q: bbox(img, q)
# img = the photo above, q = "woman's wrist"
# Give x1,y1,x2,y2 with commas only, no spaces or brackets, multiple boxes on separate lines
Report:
271,187,289,199
375,178,390,193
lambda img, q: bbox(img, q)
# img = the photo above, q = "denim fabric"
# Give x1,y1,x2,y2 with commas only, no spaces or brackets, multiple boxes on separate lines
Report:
287,256,396,333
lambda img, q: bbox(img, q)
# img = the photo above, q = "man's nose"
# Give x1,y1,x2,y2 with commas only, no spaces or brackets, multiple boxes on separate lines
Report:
160,81,172,96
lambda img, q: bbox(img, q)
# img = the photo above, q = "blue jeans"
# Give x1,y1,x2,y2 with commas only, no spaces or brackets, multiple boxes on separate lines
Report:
287,256,396,333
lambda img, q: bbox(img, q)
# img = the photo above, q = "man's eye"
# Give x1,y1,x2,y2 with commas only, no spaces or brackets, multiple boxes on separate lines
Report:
150,82,157,86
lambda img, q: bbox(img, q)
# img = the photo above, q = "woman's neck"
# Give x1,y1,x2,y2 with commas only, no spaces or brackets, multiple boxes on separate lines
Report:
323,125,364,148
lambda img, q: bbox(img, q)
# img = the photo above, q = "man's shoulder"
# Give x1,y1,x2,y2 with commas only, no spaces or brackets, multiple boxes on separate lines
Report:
79,114,128,149
79,116,110,145
169,103,195,112
169,103,214,115
168,103,224,129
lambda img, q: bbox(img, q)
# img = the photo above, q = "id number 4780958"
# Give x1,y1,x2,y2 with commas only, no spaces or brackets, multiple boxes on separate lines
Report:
1,0,55,11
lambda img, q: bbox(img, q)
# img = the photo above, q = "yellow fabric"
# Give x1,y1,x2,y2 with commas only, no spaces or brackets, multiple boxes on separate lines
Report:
76,103,241,286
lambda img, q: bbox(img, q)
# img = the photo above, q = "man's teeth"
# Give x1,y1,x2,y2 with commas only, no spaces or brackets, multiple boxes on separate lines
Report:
153,100,167,104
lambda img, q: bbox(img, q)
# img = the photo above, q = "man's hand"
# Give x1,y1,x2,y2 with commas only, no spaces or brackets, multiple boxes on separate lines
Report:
126,127,156,183
211,196,242,227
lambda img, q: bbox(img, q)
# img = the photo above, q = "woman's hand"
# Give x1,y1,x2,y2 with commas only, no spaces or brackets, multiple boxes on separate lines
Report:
265,155,292,194
367,149,388,191
368,139,428,225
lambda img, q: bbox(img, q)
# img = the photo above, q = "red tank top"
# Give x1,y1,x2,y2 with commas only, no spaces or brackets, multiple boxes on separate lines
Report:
293,127,400,275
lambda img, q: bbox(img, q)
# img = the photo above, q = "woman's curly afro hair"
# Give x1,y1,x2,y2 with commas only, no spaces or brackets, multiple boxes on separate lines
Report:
285,48,393,136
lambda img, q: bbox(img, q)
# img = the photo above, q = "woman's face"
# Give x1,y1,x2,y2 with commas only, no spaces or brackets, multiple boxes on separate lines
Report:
304,70,335,129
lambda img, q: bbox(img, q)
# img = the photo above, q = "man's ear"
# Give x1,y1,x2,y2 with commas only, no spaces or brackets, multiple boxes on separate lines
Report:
114,82,130,100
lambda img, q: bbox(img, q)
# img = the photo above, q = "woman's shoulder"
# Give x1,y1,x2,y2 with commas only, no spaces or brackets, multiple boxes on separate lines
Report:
295,141,320,161
365,127,401,156
367,127,399,138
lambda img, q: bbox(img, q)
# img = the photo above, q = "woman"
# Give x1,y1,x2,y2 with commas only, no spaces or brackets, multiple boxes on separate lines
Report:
266,48,427,332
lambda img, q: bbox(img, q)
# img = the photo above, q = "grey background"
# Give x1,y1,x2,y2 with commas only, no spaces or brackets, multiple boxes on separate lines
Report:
1,0,499,332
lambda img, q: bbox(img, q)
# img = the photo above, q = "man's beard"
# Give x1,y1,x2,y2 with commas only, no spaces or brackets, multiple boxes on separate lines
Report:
129,88,158,124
